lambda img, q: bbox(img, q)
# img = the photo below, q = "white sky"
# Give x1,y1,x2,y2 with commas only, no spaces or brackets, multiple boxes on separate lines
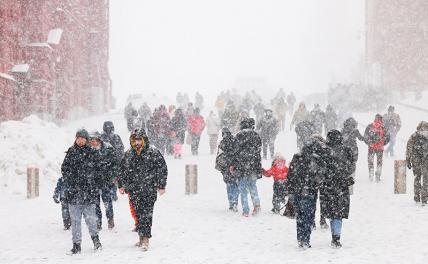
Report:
109,0,365,108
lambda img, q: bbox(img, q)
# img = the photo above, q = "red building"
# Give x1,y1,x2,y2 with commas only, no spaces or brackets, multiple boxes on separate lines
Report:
365,0,428,92
0,0,112,121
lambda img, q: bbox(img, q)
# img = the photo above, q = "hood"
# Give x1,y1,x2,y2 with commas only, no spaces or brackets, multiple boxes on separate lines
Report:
240,117,255,130
103,121,115,134
343,117,357,130
222,127,232,138
326,129,343,146
129,129,150,150
417,121,428,131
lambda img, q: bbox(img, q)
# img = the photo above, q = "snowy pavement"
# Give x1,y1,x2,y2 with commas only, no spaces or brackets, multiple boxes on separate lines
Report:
1,107,428,264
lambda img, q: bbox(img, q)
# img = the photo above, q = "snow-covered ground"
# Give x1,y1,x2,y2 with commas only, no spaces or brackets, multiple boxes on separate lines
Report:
1,103,428,264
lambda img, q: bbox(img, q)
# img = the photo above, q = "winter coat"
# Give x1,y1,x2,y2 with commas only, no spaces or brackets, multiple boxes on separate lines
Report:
274,100,288,118
119,132,168,194
170,110,188,144
187,115,206,135
257,115,280,140
152,108,171,138
287,140,328,197
206,113,221,135
291,108,309,128
406,121,428,169
364,120,390,151
324,106,338,134
309,108,325,134
95,141,118,189
221,107,239,132
320,131,354,219
341,118,364,171
383,112,401,136
125,104,138,131
61,144,100,205
295,120,316,147
101,121,125,161
230,126,262,177
263,158,288,181
53,177,68,202
216,129,235,182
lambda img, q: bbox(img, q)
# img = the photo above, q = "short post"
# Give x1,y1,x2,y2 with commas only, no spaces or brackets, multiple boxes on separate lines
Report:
185,164,198,195
27,167,40,199
394,160,406,194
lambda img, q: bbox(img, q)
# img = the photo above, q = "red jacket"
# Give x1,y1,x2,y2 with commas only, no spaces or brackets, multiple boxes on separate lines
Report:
263,158,288,181
187,115,205,135
366,120,385,150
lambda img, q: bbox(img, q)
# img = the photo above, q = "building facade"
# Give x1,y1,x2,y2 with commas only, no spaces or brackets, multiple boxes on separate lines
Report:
0,0,112,121
365,0,428,92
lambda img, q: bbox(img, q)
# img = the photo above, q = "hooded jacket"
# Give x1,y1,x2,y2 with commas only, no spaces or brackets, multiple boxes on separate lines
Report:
263,157,288,181
101,121,125,161
118,130,168,194
406,121,428,168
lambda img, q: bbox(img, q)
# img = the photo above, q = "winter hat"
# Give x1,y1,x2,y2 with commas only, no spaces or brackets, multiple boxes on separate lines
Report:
388,105,395,113
326,129,343,146
89,131,101,141
103,121,115,134
75,129,89,140
240,118,252,130
273,152,285,161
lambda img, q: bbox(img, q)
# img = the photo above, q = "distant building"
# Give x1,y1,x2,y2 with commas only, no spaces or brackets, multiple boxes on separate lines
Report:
365,0,428,92
0,0,112,121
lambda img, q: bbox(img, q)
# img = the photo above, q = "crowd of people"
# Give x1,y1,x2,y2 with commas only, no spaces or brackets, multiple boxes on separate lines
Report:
53,89,428,254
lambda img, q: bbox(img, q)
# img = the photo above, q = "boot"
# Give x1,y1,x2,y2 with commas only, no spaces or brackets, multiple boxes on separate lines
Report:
70,243,81,254
331,235,342,248
141,237,149,251
375,167,382,182
108,218,115,230
97,223,102,231
369,168,374,182
252,205,261,216
135,235,143,247
91,235,102,251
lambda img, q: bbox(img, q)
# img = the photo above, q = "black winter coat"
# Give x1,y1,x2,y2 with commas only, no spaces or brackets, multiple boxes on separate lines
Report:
257,116,279,140
216,134,235,182
101,121,125,161
95,142,118,189
61,144,100,205
320,142,354,219
341,119,364,172
231,129,262,177
287,141,328,197
119,136,168,194
170,112,188,144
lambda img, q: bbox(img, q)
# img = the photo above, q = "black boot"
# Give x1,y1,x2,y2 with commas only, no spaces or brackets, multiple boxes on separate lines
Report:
70,243,81,254
91,235,102,251
331,235,342,248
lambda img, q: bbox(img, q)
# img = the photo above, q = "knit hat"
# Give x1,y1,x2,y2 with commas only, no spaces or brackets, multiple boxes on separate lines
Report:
75,129,89,140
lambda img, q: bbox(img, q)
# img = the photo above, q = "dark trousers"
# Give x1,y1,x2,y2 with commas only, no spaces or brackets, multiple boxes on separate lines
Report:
190,133,201,155
61,201,71,228
414,166,428,203
155,136,168,156
96,188,114,226
130,190,157,238
368,149,383,181
294,194,316,243
272,180,287,211
262,138,275,159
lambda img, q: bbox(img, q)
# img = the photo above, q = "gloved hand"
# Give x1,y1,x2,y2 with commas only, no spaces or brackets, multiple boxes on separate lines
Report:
53,196,60,204
407,162,412,170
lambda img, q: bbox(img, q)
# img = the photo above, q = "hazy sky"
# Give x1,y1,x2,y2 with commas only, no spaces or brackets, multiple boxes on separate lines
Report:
110,0,364,108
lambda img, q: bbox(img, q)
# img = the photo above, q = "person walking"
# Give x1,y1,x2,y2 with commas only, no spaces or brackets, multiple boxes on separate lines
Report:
383,106,401,157
187,108,206,155
206,111,221,155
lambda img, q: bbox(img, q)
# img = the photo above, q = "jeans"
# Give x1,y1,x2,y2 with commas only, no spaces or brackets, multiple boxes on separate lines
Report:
96,188,114,226
61,201,71,228
69,204,98,244
293,194,316,243
262,138,275,159
226,181,239,208
330,219,343,236
238,175,260,214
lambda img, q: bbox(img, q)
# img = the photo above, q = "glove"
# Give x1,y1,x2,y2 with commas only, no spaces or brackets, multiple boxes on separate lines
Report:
407,162,412,170
53,196,60,204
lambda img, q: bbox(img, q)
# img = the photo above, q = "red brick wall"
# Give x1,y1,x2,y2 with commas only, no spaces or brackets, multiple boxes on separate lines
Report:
0,0,112,121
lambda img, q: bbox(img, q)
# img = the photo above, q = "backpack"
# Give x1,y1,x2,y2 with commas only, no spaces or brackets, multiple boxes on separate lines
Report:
367,126,382,144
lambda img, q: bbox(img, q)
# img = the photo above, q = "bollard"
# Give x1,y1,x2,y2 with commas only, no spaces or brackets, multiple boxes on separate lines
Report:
394,160,406,194
27,167,40,199
185,164,198,195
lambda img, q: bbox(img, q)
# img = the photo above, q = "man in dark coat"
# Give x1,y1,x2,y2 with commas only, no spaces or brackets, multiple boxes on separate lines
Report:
309,104,325,135
287,138,327,249
321,130,354,248
230,118,262,217
383,105,401,157
89,131,118,230
151,105,171,155
257,109,280,160
101,121,124,201
295,120,316,151
215,128,238,211
61,129,102,254
119,129,168,251
406,121,428,204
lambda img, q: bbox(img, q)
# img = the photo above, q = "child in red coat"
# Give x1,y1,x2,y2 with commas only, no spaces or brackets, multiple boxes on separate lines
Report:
263,154,289,214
